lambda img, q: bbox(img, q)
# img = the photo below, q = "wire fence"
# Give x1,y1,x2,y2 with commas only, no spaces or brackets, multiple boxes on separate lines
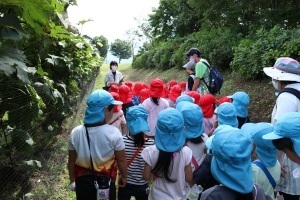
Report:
0,77,96,199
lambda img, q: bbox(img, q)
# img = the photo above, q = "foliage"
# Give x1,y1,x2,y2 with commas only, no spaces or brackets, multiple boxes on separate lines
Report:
132,28,239,70
148,0,300,41
0,0,102,197
90,35,109,58
231,26,300,79
110,39,132,63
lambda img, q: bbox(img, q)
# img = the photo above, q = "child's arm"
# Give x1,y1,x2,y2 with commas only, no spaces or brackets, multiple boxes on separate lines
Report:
185,162,194,187
143,163,152,181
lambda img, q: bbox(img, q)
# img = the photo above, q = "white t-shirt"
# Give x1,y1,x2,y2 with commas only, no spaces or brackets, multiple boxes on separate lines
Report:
108,110,127,135
141,98,170,136
252,161,281,200
271,83,300,195
68,124,125,172
141,145,192,200
186,133,208,172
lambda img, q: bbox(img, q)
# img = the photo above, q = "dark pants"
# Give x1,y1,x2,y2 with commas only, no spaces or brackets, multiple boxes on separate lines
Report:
279,192,300,200
75,175,116,200
118,183,149,200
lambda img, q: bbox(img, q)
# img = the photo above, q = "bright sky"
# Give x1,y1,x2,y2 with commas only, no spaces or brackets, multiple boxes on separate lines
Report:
67,0,160,43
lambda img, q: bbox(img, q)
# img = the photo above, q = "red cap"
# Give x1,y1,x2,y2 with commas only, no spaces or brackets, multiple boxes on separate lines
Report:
139,88,149,103
179,81,186,90
110,92,122,112
125,81,133,89
168,80,177,88
119,85,133,104
186,91,201,105
168,85,182,101
217,96,231,104
149,78,165,98
199,94,217,118
132,82,145,95
109,85,119,93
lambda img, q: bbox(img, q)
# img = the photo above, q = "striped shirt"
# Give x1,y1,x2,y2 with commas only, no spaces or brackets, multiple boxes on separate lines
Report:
123,135,155,185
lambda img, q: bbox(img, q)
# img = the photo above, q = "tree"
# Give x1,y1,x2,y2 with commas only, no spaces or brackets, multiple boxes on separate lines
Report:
92,35,109,58
110,39,132,63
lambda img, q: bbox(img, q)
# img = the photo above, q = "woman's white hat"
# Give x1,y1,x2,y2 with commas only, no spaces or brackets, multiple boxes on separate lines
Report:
263,57,300,81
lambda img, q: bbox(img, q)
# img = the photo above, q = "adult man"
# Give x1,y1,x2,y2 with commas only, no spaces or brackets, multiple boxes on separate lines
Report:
185,48,210,94
263,57,300,200
67,89,127,200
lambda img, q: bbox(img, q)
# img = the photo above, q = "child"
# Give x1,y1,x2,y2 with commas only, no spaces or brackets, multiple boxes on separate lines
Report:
199,94,218,135
108,92,128,135
228,91,251,128
167,84,182,107
119,85,134,118
186,91,201,105
141,108,193,199
132,82,145,106
176,101,208,172
139,88,149,103
201,125,271,200
141,78,169,137
241,122,281,200
118,106,155,200
182,61,196,92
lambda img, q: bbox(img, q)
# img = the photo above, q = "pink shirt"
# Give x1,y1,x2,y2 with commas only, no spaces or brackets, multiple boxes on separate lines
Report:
141,98,169,136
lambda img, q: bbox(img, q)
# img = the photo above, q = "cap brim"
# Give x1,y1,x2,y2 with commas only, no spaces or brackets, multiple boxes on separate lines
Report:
263,67,300,82
262,132,284,140
112,100,123,105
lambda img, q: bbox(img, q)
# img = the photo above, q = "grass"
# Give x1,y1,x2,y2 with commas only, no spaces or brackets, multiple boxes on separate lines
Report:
28,62,276,199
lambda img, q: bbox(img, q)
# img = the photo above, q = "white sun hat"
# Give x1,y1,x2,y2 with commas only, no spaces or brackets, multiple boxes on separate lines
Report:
263,57,300,82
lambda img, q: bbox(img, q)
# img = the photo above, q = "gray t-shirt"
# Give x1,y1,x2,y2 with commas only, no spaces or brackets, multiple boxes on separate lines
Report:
200,184,272,200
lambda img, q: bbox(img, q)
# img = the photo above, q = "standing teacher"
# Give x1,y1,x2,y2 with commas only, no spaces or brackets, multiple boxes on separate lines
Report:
104,61,124,90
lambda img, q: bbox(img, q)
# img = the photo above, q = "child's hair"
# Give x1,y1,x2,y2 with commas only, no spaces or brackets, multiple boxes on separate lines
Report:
151,97,159,105
187,135,204,144
272,137,294,152
107,104,114,112
132,132,145,147
151,150,177,183
235,192,253,200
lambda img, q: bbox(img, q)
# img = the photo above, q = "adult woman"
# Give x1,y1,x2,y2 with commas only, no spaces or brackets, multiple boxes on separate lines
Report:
104,61,124,90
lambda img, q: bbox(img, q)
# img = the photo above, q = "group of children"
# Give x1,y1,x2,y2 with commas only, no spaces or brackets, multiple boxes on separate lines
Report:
101,76,300,200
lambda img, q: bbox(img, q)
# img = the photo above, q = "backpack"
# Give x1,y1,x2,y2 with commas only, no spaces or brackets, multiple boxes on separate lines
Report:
201,61,223,94
278,88,300,100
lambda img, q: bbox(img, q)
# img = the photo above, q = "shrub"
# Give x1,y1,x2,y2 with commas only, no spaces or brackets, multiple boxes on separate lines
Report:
231,25,300,79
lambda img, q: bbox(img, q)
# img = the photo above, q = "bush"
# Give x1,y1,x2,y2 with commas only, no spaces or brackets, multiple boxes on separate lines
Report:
231,25,300,79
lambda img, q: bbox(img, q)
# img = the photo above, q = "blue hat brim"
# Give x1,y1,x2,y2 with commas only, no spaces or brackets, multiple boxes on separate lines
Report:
262,132,284,140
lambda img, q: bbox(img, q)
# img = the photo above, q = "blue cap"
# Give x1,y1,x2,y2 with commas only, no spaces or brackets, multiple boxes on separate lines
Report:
126,106,150,135
176,94,194,105
155,108,185,152
263,112,300,156
84,90,123,124
242,122,278,167
216,103,238,128
205,125,234,153
176,102,204,139
210,126,253,194
231,91,250,118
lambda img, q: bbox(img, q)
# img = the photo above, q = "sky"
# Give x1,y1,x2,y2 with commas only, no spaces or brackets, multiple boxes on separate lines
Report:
67,0,159,44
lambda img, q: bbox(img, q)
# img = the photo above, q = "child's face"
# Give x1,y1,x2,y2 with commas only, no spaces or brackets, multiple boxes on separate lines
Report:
186,68,192,74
